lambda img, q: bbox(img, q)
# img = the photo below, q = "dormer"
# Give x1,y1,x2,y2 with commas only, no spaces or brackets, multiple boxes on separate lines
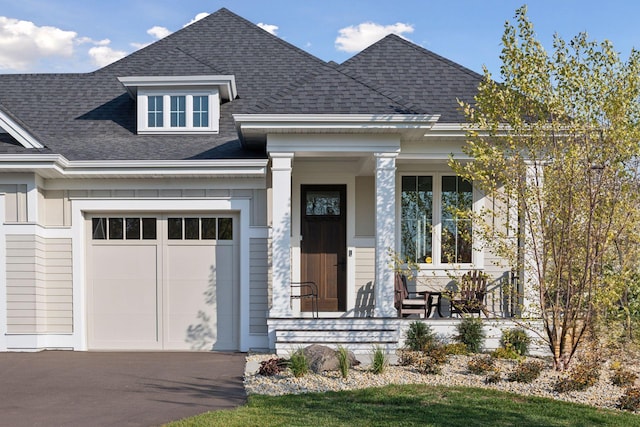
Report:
118,75,237,135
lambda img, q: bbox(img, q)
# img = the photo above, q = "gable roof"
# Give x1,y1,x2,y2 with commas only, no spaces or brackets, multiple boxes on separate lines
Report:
0,8,482,161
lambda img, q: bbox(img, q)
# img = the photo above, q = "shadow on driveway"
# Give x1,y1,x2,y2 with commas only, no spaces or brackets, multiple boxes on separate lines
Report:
0,351,246,426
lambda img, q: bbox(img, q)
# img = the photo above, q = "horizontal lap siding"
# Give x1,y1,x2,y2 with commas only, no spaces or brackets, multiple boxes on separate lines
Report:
6,235,41,333
6,235,72,333
354,247,375,317
250,238,268,334
44,238,73,332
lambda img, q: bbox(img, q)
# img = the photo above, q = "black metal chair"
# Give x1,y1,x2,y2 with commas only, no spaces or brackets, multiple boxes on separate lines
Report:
291,281,319,318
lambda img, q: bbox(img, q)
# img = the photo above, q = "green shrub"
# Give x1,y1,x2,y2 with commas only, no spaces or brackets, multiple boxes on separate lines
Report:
405,321,435,351
507,360,545,383
553,359,600,392
370,346,388,375
491,346,521,360
288,348,309,378
500,328,531,356
618,387,640,411
257,357,288,376
467,355,495,375
444,342,469,355
336,345,350,379
455,317,485,353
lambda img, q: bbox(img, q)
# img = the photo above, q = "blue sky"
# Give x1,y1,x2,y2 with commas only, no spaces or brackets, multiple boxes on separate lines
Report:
0,0,638,77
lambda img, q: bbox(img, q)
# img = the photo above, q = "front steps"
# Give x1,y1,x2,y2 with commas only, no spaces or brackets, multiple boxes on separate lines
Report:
269,318,401,356
268,317,550,358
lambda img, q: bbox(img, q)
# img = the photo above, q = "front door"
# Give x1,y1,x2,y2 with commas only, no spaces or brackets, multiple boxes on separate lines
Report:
301,185,347,311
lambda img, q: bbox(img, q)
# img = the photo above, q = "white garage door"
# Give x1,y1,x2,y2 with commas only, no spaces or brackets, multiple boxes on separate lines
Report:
87,214,238,351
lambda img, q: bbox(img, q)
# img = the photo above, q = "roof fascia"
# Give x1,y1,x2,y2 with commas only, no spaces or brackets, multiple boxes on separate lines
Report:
426,123,468,137
234,114,440,147
234,113,440,129
0,154,267,179
0,110,44,149
118,75,237,101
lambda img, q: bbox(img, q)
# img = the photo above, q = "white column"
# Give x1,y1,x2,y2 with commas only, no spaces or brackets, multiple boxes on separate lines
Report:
269,153,294,317
374,153,398,317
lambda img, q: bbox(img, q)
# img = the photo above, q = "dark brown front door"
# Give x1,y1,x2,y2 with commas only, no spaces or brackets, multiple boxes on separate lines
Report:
301,185,347,312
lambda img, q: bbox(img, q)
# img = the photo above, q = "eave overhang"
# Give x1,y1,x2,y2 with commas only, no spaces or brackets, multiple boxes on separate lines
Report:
118,75,238,101
233,114,441,149
0,109,44,149
0,154,267,179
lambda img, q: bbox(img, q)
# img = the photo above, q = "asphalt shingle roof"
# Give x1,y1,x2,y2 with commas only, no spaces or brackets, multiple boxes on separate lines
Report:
338,34,484,123
0,8,482,161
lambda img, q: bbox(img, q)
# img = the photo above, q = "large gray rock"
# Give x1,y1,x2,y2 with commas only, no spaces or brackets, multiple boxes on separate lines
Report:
302,344,360,373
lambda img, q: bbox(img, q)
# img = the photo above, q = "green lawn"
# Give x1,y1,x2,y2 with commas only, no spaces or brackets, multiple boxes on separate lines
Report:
167,384,640,427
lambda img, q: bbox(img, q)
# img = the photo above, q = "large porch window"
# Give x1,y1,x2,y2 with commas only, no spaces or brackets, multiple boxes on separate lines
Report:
401,174,473,265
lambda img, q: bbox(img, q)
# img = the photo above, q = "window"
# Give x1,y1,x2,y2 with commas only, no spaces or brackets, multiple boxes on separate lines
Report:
170,95,186,127
166,217,233,240
193,95,209,127
305,190,341,216
147,96,163,127
401,176,433,264
92,217,157,240
441,176,473,263
400,175,473,265
138,91,217,134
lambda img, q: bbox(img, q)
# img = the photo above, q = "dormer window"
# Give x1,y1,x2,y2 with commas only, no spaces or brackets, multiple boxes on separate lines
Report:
148,96,163,127
118,75,236,135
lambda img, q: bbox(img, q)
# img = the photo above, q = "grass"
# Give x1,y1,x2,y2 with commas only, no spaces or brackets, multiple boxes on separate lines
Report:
166,384,640,427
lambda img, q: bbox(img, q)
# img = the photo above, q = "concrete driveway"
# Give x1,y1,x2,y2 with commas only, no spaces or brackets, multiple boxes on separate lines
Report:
0,351,247,426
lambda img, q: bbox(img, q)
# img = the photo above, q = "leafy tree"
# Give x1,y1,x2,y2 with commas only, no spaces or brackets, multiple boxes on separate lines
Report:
452,6,640,370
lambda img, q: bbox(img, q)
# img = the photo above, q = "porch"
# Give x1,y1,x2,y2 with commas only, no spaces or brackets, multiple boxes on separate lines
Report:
269,270,528,356
262,130,531,356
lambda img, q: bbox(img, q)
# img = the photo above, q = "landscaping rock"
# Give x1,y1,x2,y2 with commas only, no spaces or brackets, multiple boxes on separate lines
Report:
303,344,360,373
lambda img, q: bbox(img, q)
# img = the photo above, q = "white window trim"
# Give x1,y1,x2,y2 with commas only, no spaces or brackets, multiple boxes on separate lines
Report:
397,171,483,273
137,89,220,134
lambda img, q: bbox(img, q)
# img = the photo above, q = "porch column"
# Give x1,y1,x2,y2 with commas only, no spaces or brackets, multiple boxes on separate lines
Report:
374,152,398,318
269,152,294,317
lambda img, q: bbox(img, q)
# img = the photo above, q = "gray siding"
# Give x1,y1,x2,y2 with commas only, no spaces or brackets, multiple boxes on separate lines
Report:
354,247,375,317
0,184,27,223
43,238,73,332
249,238,268,334
6,235,72,333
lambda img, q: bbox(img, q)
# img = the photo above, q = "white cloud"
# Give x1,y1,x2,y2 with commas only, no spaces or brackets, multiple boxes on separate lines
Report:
183,12,210,28
335,22,414,53
0,16,77,70
148,26,171,40
130,41,150,50
130,25,172,49
88,44,127,67
257,23,278,35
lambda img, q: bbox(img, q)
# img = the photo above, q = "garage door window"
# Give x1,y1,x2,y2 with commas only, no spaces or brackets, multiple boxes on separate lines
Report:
92,217,157,240
167,217,233,240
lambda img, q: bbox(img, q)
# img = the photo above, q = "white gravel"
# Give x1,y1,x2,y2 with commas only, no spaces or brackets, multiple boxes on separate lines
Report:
244,353,638,412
